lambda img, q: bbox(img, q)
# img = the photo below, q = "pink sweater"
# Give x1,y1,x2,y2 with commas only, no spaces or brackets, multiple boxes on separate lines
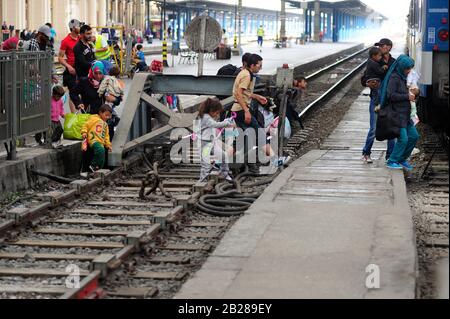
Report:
51,97,65,122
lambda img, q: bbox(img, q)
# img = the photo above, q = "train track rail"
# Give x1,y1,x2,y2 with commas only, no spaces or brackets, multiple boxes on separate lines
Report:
409,125,449,299
0,48,369,299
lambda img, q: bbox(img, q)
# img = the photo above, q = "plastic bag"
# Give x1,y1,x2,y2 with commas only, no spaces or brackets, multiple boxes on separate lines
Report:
63,111,91,140
269,117,292,139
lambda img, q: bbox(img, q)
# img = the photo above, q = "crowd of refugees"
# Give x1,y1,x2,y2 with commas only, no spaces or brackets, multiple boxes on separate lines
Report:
1,19,421,181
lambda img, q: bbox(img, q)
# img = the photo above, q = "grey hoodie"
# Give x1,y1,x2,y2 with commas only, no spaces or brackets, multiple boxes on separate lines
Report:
199,114,233,141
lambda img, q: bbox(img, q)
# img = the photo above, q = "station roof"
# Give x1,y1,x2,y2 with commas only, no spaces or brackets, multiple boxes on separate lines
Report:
288,0,388,20
167,0,303,17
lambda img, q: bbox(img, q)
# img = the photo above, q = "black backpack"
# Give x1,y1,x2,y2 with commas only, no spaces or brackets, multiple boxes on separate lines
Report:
217,64,238,76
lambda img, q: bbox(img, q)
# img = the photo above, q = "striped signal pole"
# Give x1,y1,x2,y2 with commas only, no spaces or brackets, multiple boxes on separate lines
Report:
162,0,169,67
163,31,169,67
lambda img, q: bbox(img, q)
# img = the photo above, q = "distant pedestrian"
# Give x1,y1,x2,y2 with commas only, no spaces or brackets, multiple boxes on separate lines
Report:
1,22,7,31
380,55,419,171
27,25,53,53
167,25,172,39
45,23,56,46
257,25,265,52
1,34,18,50
74,24,95,78
59,19,81,113
93,33,112,73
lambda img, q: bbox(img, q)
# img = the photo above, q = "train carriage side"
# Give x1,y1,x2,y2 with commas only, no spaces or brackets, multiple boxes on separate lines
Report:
408,0,449,133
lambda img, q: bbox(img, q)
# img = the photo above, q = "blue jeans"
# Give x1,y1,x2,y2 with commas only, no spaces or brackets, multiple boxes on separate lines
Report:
362,96,396,159
388,122,420,164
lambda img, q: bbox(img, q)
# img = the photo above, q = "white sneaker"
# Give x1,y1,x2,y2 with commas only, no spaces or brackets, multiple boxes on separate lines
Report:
80,172,88,178
362,155,373,164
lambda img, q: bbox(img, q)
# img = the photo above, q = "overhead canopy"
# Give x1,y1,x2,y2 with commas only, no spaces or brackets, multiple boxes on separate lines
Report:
287,0,388,20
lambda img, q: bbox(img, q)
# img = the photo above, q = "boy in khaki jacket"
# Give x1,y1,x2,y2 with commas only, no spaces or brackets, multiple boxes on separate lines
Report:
81,104,113,172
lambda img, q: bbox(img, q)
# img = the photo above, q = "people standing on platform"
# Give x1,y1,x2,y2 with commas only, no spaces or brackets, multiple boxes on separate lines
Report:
74,24,95,78
27,25,53,53
380,55,419,171
81,104,113,175
133,44,150,72
167,25,172,39
363,47,389,106
257,25,265,53
71,61,117,138
1,32,19,50
59,19,81,113
92,33,112,73
362,38,396,164
45,23,56,47
1,22,7,31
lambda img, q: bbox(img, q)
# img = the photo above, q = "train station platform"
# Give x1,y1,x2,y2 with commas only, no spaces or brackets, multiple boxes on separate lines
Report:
156,41,363,78
175,93,417,299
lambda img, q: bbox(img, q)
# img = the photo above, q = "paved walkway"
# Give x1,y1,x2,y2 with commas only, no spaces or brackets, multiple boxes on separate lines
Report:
175,93,417,299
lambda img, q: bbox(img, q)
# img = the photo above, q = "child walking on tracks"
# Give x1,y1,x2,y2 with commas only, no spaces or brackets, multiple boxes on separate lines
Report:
198,98,235,183
81,104,113,176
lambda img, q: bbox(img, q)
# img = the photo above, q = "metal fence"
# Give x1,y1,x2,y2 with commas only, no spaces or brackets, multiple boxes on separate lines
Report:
0,51,52,159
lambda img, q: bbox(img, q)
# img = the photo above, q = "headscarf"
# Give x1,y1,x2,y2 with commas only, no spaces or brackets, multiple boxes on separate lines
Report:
88,61,105,89
379,54,415,107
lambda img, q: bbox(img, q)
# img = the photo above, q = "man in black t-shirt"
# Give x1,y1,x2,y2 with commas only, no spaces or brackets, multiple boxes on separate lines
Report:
73,24,95,78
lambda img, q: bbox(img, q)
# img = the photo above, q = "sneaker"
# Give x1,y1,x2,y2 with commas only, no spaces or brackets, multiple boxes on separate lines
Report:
225,174,233,182
386,161,403,170
88,165,96,173
273,156,291,168
80,172,88,178
399,160,414,171
362,155,373,164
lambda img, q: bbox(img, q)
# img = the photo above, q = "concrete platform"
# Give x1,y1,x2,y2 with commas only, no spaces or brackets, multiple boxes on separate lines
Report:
154,41,362,78
175,93,417,299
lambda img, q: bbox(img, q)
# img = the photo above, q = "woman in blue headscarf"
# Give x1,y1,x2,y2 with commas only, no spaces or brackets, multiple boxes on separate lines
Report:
379,54,419,171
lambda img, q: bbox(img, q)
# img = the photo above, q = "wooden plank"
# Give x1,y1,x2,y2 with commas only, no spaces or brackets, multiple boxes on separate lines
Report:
54,219,152,226
158,244,211,251
187,222,228,228
108,191,190,199
87,201,174,208
107,287,159,298
115,187,191,193
425,238,449,248
11,239,124,249
73,208,156,217
149,256,191,265
0,285,68,295
133,271,188,281
178,231,220,239
429,227,449,235
35,228,129,237
0,267,90,277
422,206,449,214
0,252,97,261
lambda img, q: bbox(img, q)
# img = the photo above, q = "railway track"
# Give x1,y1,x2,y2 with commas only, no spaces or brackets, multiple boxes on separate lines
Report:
0,48,369,299
409,125,449,299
